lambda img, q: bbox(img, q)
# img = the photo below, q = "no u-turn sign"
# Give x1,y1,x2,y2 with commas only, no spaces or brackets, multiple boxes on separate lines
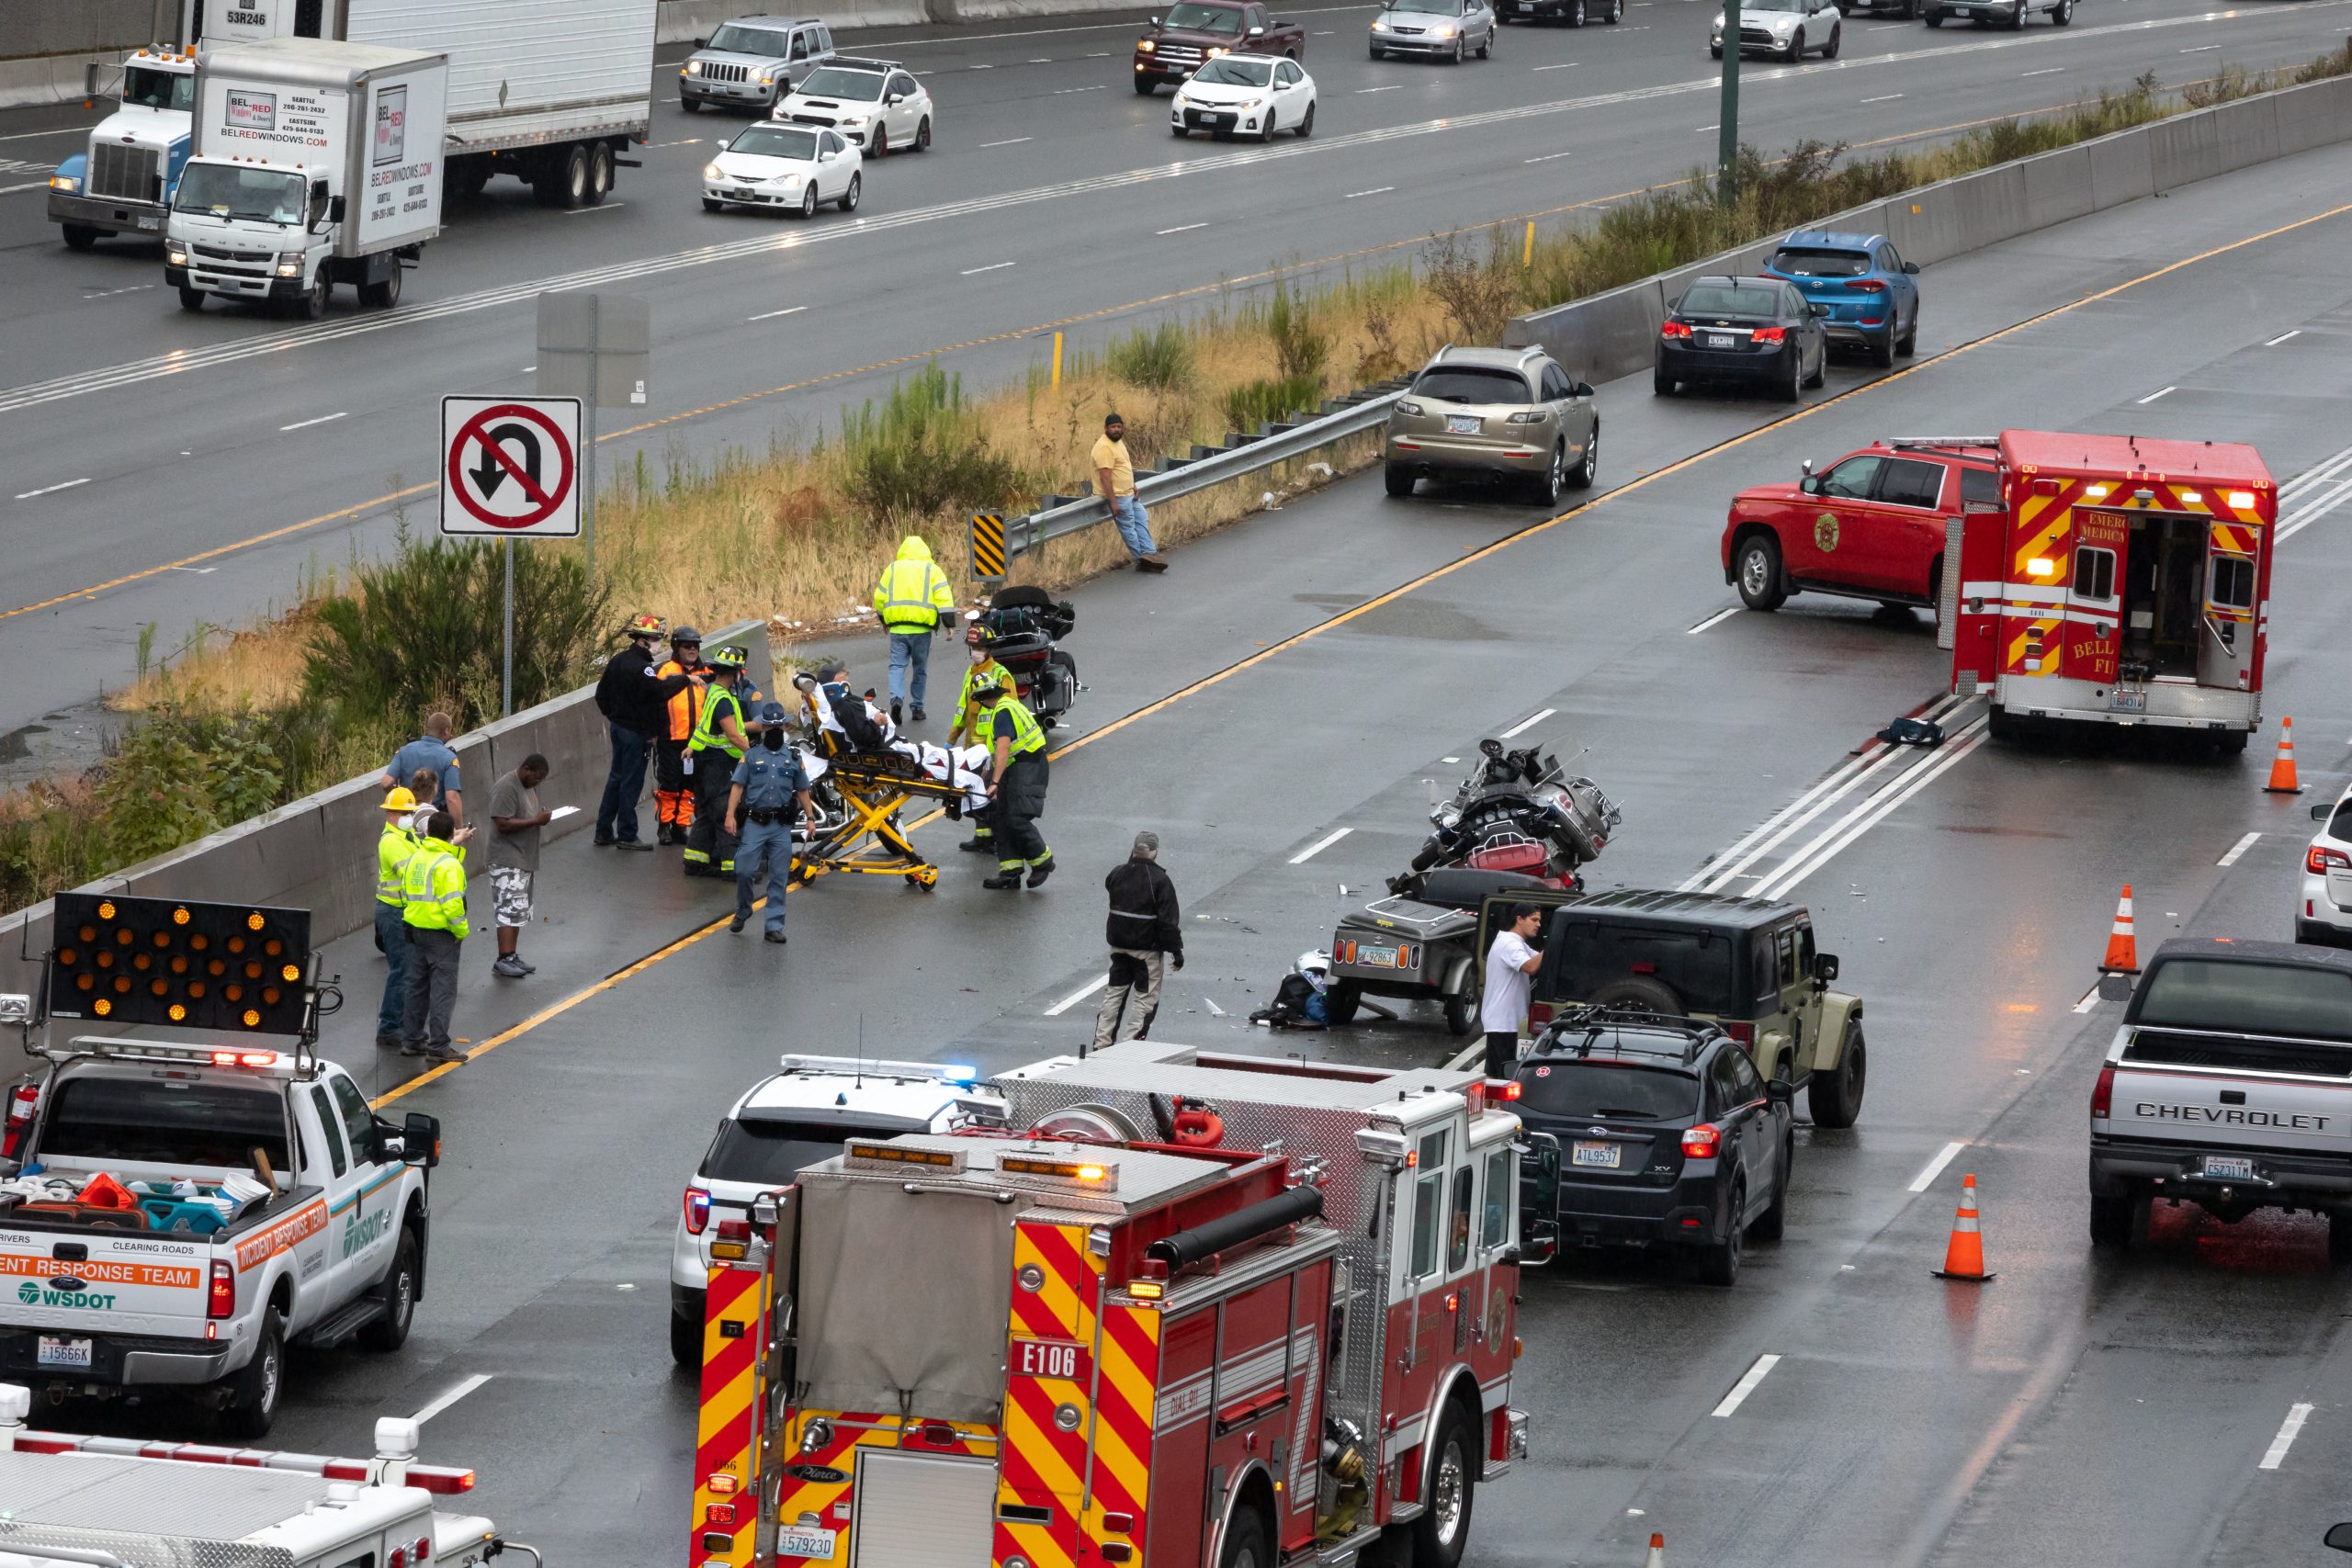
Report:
441,395,582,536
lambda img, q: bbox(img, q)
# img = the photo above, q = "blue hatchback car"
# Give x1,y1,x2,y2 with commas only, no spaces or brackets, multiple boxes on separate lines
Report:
1764,230,1921,367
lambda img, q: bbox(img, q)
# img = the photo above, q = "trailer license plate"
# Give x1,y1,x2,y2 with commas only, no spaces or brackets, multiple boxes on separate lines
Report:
2202,1156,2256,1181
37,1337,91,1370
1571,1141,1621,1169
1353,943,1400,968
776,1529,836,1559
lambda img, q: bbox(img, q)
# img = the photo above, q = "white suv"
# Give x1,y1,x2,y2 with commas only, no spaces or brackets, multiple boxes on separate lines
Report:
2301,788,2352,947
775,58,933,158
667,1055,1000,1365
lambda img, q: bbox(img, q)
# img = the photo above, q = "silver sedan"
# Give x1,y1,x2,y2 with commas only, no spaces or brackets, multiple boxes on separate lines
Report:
1370,0,1499,60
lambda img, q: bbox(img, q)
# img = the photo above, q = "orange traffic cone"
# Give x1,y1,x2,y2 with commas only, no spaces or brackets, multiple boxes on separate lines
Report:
2266,716,2302,794
1933,1173,1995,1281
1645,1534,1667,1568
2101,885,2139,975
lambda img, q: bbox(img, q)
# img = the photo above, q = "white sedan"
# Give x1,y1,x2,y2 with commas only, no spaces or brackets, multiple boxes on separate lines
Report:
1170,52,1317,141
775,58,933,159
701,123,864,218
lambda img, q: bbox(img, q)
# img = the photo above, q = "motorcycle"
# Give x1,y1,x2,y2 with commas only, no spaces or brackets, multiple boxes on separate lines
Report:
1392,738,1620,892
971,584,1080,728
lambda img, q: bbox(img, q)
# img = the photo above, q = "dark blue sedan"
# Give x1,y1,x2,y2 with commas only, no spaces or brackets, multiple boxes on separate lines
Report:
1764,229,1922,367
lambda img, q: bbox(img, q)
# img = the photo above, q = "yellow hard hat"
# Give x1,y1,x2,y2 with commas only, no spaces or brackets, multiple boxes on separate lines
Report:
380,787,418,812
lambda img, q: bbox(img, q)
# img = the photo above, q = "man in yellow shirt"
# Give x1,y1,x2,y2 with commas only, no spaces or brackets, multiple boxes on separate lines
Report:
1091,412,1168,573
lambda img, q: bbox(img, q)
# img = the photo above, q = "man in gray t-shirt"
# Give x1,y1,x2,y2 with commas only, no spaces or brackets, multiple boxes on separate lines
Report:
486,754,554,980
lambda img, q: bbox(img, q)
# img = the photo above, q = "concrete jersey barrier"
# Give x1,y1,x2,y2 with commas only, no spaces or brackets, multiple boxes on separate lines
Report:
1505,73,2352,382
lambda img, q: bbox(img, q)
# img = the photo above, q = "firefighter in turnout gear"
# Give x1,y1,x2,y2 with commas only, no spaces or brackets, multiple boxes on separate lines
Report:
977,677,1054,891
653,626,706,845
952,623,1015,855
683,645,763,877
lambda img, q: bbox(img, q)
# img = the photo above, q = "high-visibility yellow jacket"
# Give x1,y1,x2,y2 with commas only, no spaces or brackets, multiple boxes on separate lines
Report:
376,823,418,907
873,536,955,631
400,840,468,937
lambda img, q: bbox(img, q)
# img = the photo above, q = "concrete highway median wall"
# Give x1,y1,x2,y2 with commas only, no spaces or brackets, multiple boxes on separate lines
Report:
0,618,772,1006
1504,73,2352,382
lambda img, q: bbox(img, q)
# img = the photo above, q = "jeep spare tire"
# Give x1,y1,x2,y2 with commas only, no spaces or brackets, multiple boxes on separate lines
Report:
1587,976,1683,1016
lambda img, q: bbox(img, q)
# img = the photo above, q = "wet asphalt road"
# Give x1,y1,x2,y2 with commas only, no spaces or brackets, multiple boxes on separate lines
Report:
21,139,2321,1565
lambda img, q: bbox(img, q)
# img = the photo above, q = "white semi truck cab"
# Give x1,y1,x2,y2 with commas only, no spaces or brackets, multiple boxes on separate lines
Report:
47,49,198,250
165,38,447,317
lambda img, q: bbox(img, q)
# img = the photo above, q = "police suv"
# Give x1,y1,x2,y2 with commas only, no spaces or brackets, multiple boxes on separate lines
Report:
669,1055,1000,1364
2089,939,2352,1255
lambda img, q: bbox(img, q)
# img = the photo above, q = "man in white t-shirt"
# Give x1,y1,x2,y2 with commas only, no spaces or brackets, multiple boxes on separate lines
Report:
1481,906,1545,1079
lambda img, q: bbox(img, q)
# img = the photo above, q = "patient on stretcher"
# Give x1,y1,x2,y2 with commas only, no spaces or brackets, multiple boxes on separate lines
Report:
803,672,989,814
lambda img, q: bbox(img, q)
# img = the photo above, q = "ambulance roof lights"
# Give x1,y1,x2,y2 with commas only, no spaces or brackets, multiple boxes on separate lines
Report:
844,1140,967,1172
1001,1154,1118,1190
2227,491,2257,509
2025,558,2060,579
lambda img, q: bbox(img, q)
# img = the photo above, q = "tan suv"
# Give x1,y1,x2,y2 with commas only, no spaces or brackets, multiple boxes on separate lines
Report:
1384,344,1599,506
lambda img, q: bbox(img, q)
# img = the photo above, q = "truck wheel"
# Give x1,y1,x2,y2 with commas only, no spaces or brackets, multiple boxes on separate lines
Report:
1323,980,1363,1027
358,265,402,310
1735,534,1787,611
1135,73,1159,94
1219,1506,1272,1568
1588,976,1683,1016
1442,974,1480,1038
671,1306,703,1368
2088,1190,2140,1250
2330,1210,2352,1266
1698,1183,1745,1286
1410,1402,1478,1567
359,1228,420,1352
681,94,702,112
61,225,100,252
177,286,206,313
1751,1134,1792,1240
294,273,328,321
588,142,616,206
220,1314,285,1438
1985,705,2017,742
1807,1023,1865,1128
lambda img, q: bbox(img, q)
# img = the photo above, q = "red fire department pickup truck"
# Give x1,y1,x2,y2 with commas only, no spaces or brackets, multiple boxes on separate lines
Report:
689,1041,1544,1568
1721,438,2002,615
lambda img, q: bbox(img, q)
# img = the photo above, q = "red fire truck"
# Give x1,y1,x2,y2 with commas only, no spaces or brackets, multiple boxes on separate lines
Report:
1941,430,2276,747
688,1041,1544,1568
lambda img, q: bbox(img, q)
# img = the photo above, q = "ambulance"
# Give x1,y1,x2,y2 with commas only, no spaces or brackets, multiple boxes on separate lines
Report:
688,1040,1548,1568
1941,430,2276,747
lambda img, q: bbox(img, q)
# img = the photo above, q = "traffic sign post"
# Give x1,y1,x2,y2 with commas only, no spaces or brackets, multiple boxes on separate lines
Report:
441,393,584,716
537,291,651,574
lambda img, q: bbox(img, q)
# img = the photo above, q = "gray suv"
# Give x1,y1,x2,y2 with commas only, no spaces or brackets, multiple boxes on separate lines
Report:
681,16,835,112
1385,344,1599,506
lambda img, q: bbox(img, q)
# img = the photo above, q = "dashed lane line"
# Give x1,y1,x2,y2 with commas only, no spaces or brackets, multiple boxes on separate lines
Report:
1907,1141,1967,1193
2218,831,2260,867
1712,1354,1781,1417
2259,1402,2314,1470
1289,827,1353,863
1500,706,1556,739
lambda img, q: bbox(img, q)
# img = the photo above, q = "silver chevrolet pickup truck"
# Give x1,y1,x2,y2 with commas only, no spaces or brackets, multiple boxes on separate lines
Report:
2089,938,2352,1254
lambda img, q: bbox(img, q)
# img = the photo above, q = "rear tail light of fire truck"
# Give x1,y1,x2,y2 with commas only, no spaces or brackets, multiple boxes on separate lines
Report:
710,1218,752,1262
1680,1123,1721,1159
2309,846,2350,874
208,1260,235,1320
684,1186,712,1235
2091,1065,2115,1122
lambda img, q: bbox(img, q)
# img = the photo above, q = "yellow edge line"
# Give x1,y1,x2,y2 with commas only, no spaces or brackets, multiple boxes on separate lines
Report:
356,214,2352,1108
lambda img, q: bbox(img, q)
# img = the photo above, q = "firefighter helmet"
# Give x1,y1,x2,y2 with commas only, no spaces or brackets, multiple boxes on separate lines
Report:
623,612,665,640
706,644,749,672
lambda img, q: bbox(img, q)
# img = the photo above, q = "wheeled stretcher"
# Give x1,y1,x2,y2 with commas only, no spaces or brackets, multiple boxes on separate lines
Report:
794,731,987,890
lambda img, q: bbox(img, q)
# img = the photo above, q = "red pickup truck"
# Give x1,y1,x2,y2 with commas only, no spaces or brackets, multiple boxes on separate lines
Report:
1134,0,1306,93
1720,437,2002,615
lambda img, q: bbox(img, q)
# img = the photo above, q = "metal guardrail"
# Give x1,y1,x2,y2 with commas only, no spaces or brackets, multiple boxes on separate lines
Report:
1004,380,1408,559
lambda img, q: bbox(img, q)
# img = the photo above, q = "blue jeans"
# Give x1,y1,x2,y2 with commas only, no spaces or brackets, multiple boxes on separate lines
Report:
886,629,933,708
374,901,411,1034
596,721,650,840
1111,493,1156,558
736,818,796,931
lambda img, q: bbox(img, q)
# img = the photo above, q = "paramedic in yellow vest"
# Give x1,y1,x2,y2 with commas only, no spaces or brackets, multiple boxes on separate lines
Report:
951,624,1015,856
976,676,1055,892
399,810,472,1066
684,644,763,876
872,535,956,728
373,787,420,1052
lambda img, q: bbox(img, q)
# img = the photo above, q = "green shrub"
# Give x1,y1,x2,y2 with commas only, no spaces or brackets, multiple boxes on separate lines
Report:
840,362,1032,517
1265,286,1329,390
1108,321,1193,392
96,703,287,864
1222,373,1324,433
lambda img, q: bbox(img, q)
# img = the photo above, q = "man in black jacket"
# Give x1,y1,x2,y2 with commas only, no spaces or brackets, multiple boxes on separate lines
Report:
1093,830,1183,1049
594,613,695,850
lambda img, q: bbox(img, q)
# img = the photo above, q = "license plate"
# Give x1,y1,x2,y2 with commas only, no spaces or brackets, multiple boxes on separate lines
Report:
2201,1156,2256,1181
1704,333,1739,350
1352,943,1401,968
777,1529,837,1559
1446,414,1480,434
37,1337,92,1370
1571,1140,1622,1169
136,215,160,231
731,189,757,200
2109,688,2146,713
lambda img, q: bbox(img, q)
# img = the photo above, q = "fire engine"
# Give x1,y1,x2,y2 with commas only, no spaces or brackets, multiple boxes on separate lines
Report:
1939,430,2276,746
688,1040,1547,1568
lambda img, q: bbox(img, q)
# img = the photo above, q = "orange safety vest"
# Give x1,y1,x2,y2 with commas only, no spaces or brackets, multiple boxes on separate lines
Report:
659,660,701,742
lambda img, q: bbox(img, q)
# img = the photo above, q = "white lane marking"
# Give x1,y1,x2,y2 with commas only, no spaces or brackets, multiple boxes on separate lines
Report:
279,412,347,432
1052,84,1108,94
2218,831,2261,867
2021,65,2065,73
1532,61,1579,70
1290,827,1354,864
80,284,155,300
11,4,2331,417
961,260,1017,275
2266,330,2301,345
1752,722,1989,901
13,478,89,500
1907,1141,1966,1193
1712,1354,1781,1417
519,365,535,373
1500,707,1556,739
0,180,50,195
648,138,706,147
1029,55,1054,62
2282,441,2352,499
409,1373,492,1425
1696,122,1718,131
1356,85,1404,94
2136,385,2176,403
560,201,628,216
1159,221,1209,233
1045,974,1111,1016
2276,463,2352,543
1860,92,1903,102
0,125,94,141
979,135,1031,146
969,62,994,69
1088,51,1113,57
1344,185,1396,197
1524,150,1574,163
1688,606,1739,635
2259,1403,2314,1470
2073,983,2104,1014
2179,41,2220,50
1205,997,1227,1016
748,305,808,321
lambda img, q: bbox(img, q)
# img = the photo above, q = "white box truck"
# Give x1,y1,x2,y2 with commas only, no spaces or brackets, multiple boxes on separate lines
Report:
166,38,447,316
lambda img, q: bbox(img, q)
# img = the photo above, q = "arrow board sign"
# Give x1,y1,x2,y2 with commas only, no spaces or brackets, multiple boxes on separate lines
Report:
441,395,582,536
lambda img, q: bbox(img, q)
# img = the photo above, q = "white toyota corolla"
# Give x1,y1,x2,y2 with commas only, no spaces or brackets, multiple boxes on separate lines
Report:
701,121,864,219
1170,52,1317,141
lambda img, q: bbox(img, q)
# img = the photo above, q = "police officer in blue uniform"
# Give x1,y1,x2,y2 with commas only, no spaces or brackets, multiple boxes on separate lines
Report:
726,701,816,943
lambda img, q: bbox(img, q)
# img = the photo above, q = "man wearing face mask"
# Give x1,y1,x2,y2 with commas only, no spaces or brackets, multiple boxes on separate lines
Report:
949,623,1014,855
725,702,816,943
